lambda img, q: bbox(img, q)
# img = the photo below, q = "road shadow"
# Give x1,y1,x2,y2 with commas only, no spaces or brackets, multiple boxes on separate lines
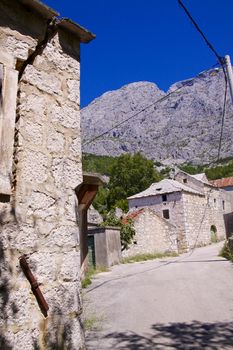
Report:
87,320,233,349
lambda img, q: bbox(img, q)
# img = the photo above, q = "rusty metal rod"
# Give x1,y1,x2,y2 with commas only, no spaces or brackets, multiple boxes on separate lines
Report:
19,255,49,317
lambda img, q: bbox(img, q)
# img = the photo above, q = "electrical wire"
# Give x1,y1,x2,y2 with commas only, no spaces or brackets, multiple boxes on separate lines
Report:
177,0,229,164
84,1,229,164
83,70,212,147
83,84,185,147
177,0,223,66
217,76,228,161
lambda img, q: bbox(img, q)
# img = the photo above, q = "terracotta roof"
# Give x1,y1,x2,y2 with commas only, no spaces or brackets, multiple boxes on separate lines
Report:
210,177,233,188
122,209,145,224
122,207,177,228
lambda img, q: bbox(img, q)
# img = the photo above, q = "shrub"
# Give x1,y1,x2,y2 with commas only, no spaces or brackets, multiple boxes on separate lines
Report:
220,240,233,262
101,211,135,250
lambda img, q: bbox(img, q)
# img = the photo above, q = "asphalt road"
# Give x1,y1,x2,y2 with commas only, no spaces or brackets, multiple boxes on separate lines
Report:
84,242,233,349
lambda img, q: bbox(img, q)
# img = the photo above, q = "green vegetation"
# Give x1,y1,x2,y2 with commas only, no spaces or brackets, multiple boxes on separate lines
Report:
121,251,178,264
181,158,233,180
83,315,100,331
180,164,205,175
83,153,233,184
81,266,109,289
205,161,233,180
82,153,116,175
220,240,233,262
101,211,136,250
87,152,162,213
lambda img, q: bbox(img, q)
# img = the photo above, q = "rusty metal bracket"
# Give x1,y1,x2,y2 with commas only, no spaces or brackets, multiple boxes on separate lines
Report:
19,255,49,318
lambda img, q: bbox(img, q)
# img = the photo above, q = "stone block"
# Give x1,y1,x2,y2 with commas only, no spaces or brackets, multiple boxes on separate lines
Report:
4,288,31,327
45,226,79,249
3,328,40,350
64,158,82,189
27,191,56,211
22,65,62,95
20,150,50,184
6,36,31,60
70,135,82,157
33,219,56,237
64,194,78,222
50,103,80,129
47,129,65,153
29,252,59,283
51,157,65,188
44,281,82,315
20,119,44,145
19,89,47,120
14,226,39,251
43,37,80,75
52,157,82,190
59,251,80,281
67,79,80,103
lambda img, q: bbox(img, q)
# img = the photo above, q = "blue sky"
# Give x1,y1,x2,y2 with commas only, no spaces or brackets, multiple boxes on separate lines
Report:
44,0,233,107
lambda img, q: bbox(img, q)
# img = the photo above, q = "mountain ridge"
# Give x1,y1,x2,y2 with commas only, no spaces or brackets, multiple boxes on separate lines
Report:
81,68,233,165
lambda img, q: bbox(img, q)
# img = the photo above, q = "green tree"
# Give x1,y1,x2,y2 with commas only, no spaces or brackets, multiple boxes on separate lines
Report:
107,153,162,212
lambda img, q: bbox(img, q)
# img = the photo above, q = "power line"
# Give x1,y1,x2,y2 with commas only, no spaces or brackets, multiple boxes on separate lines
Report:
177,0,229,164
84,1,229,159
83,70,213,147
217,76,228,161
177,0,223,66
83,84,185,146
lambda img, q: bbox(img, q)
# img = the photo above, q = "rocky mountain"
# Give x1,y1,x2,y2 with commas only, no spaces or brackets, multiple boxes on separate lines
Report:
81,68,233,165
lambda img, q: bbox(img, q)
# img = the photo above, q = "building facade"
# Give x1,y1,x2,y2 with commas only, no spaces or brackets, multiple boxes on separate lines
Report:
127,171,232,255
0,1,94,349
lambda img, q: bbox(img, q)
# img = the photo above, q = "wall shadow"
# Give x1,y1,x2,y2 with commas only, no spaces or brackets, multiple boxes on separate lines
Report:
88,320,233,349
0,214,14,350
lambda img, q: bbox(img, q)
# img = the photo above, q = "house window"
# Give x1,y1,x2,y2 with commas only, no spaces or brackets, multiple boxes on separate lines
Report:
183,178,187,184
222,200,225,210
162,194,167,202
163,209,170,219
214,198,216,208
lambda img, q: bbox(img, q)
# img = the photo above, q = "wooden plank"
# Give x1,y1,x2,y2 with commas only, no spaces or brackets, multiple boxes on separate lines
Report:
0,65,18,195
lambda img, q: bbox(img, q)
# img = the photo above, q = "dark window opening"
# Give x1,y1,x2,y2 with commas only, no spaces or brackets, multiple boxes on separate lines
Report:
222,200,225,210
183,178,187,184
163,209,170,219
162,194,167,202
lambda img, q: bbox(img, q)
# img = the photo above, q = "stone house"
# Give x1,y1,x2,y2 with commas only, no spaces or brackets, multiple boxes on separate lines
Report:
122,208,178,258
210,177,233,206
0,1,95,349
126,170,232,255
209,177,233,237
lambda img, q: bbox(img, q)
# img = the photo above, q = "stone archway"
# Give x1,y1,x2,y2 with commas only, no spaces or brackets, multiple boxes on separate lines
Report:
210,225,218,243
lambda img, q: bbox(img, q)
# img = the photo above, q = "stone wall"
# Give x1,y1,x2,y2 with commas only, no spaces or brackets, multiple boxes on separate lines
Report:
182,185,231,249
0,1,85,349
175,171,205,193
128,192,188,252
122,208,178,258
182,192,212,248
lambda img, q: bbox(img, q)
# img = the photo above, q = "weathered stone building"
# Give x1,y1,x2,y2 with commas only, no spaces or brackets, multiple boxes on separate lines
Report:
0,0,94,349
122,208,178,258
126,171,232,256
210,177,233,207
